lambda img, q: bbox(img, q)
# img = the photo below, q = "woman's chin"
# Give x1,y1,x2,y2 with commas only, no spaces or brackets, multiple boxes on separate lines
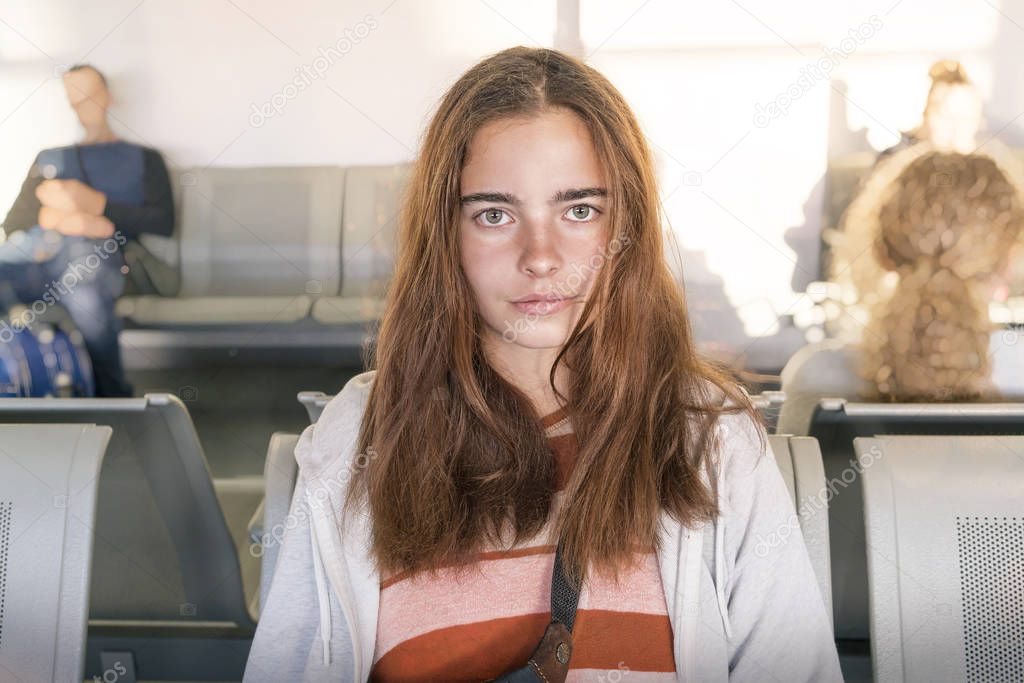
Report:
491,320,573,348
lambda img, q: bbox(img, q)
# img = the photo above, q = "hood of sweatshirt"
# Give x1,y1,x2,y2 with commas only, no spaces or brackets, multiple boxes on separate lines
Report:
295,370,734,683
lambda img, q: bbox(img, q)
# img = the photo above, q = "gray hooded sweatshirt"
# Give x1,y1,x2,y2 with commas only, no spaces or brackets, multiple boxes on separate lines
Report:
243,370,843,682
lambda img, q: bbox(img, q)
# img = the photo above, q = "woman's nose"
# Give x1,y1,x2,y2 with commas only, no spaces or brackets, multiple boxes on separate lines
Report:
519,224,561,277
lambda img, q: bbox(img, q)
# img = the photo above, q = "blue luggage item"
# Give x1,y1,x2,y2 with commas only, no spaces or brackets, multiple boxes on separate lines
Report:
0,332,26,396
38,324,95,397
0,317,95,397
8,323,47,396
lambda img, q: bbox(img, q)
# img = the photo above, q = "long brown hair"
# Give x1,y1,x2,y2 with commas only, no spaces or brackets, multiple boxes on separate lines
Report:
342,46,756,590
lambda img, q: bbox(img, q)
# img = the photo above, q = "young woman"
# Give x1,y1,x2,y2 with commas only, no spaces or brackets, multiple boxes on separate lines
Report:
245,46,841,682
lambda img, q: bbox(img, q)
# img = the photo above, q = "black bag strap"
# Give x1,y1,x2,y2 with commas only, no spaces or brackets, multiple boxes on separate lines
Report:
550,540,580,631
485,540,582,682
73,143,93,186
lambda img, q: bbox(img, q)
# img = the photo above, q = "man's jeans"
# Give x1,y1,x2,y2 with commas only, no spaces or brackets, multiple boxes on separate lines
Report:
0,226,133,397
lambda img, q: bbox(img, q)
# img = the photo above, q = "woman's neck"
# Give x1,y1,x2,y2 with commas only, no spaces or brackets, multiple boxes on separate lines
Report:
483,336,569,418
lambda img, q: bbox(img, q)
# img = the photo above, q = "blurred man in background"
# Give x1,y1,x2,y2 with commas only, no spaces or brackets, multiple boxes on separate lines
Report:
0,64,175,396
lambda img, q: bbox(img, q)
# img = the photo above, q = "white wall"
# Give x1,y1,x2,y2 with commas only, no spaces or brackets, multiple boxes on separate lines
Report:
0,0,556,178
1,0,1021,369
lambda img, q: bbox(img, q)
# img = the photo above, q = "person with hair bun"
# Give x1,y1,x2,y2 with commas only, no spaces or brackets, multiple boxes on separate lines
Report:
876,59,983,163
780,143,1024,433
862,151,1023,400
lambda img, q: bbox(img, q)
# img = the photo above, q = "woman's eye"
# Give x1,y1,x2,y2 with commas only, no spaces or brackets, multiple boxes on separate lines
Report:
477,208,511,227
566,204,598,222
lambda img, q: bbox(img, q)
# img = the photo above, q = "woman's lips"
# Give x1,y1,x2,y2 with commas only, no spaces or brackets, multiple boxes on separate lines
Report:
512,297,575,315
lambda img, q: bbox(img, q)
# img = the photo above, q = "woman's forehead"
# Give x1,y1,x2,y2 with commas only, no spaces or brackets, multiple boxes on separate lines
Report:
461,110,606,194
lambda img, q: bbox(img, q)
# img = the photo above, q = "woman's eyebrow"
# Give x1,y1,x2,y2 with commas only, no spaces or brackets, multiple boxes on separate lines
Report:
459,187,608,205
553,187,607,202
460,191,517,205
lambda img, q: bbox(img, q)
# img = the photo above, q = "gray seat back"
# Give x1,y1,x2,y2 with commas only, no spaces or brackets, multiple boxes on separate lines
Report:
178,166,345,296
809,399,1024,640
252,392,338,599
857,435,1024,683
255,433,300,611
0,424,111,682
768,434,833,629
297,391,330,423
751,390,786,432
0,394,253,628
250,391,329,600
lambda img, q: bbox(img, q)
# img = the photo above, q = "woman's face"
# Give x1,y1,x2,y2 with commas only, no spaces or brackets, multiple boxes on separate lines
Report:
459,107,610,359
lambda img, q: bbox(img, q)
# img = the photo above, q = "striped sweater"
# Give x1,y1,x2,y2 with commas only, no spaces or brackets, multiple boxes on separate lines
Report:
369,406,676,681
245,369,846,682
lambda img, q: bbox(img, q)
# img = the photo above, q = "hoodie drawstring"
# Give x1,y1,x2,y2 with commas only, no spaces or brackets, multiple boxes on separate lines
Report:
713,514,733,639
713,430,734,640
308,488,366,682
681,525,703,683
309,508,333,666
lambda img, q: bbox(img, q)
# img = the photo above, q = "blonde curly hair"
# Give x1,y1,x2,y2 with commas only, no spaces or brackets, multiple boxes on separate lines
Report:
832,145,1024,401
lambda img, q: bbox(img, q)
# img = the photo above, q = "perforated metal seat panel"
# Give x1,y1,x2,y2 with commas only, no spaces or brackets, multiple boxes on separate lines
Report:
0,395,252,629
955,516,1024,683
809,401,1024,640
858,435,1024,682
0,424,111,681
0,500,10,645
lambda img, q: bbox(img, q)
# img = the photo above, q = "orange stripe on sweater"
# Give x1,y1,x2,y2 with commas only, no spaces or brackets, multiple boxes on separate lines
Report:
371,610,675,681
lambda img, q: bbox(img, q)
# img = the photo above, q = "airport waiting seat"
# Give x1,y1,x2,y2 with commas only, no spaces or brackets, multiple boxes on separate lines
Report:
246,391,328,600
117,163,412,327
856,435,1024,683
808,398,1024,642
0,423,111,682
113,163,411,369
244,390,340,596
117,166,346,326
213,474,265,621
751,390,786,433
249,432,301,612
298,390,330,423
767,434,833,628
0,394,256,681
311,163,411,325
